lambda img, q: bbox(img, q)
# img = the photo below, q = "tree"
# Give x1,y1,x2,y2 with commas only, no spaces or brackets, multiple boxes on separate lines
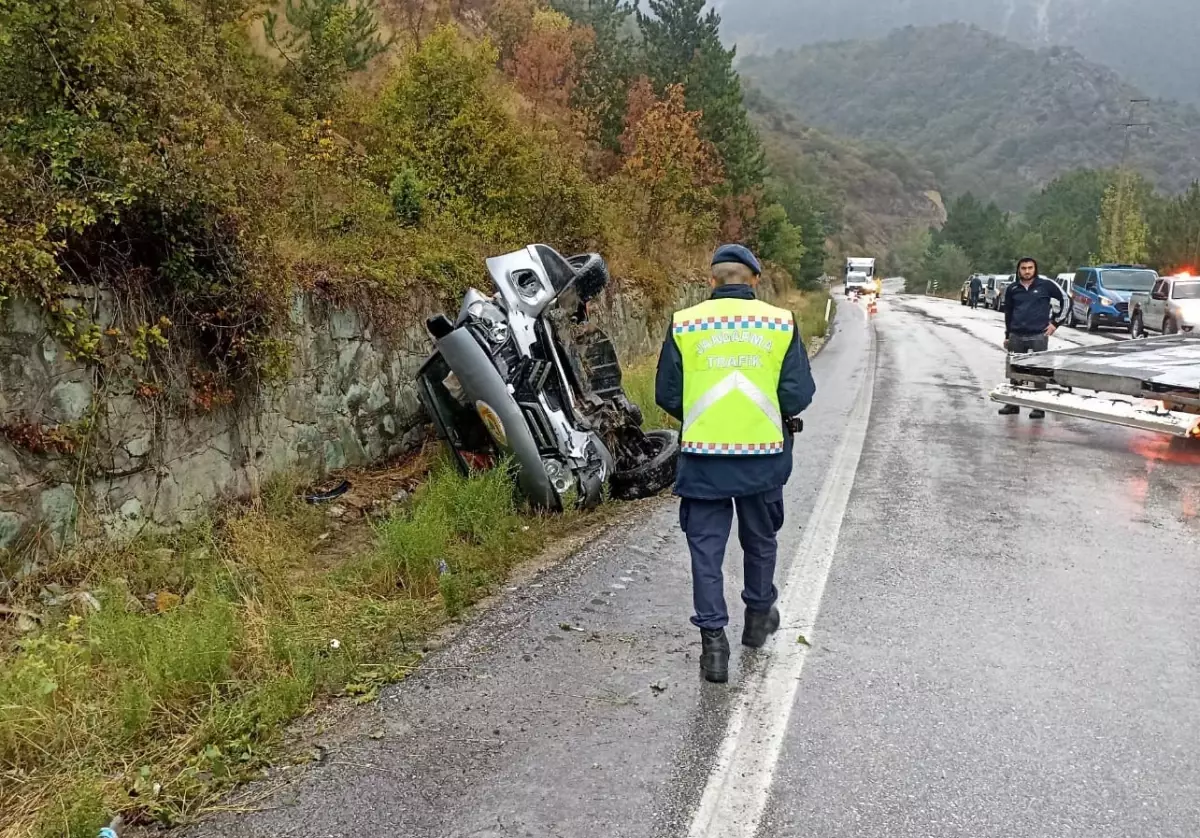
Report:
889,226,934,286
614,79,724,254
1099,169,1150,265
550,0,638,153
1149,182,1200,273
1024,169,1113,273
638,0,764,193
936,192,1011,270
752,203,806,285
925,243,973,297
505,9,591,118
265,0,392,114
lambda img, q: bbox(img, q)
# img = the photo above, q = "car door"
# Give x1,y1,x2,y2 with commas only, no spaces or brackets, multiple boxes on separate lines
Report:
1073,270,1095,318
1147,279,1169,327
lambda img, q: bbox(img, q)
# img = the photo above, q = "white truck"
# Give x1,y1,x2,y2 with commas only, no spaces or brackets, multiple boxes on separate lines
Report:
844,257,877,297
1129,273,1200,337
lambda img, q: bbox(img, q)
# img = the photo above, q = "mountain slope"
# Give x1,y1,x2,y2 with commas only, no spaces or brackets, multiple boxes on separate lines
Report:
748,89,947,257
739,24,1200,209
715,0,1200,105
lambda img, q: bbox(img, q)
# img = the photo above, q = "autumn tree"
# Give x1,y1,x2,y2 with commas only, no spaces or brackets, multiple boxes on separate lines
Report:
505,9,592,118
614,79,724,255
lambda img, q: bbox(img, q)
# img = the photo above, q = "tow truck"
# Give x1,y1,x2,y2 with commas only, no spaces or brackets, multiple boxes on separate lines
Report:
990,335,1200,438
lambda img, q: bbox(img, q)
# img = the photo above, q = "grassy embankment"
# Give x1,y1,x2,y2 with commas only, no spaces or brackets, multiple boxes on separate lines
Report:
0,289,829,838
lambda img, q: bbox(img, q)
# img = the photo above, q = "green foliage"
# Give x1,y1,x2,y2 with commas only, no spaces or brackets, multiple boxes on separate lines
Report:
638,0,765,192
935,193,1012,271
1099,170,1151,265
0,0,296,381
1149,182,1200,273
887,227,934,283
1023,169,1114,273
552,0,638,151
753,202,806,283
388,166,427,226
265,0,393,114
367,26,600,249
903,242,973,297
1,460,585,831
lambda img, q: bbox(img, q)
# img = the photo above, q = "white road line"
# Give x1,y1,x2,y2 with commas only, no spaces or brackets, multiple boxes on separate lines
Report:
686,322,877,838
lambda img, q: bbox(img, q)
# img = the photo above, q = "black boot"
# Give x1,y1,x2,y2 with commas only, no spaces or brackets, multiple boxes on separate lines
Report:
699,629,730,683
742,606,781,649
998,403,1019,415
1029,409,1046,419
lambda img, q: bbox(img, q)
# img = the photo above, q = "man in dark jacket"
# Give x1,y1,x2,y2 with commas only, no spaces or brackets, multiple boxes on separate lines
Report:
1000,256,1069,419
968,274,983,309
655,244,817,683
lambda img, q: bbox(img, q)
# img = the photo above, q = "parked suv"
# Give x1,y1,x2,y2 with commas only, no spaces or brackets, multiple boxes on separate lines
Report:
986,274,1012,310
1069,265,1159,332
1129,274,1200,336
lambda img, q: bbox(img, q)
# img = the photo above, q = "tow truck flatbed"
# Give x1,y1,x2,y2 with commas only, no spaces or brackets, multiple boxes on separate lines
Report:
990,335,1200,438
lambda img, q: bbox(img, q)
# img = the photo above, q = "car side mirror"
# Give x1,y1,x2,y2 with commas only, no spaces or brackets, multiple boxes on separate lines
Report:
1152,290,1168,301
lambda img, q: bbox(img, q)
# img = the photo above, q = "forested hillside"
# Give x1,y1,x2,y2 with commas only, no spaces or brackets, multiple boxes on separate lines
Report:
740,24,1200,210
716,0,1200,106
748,90,947,269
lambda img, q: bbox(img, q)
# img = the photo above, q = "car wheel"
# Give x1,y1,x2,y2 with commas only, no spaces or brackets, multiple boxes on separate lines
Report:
1130,312,1144,338
1087,309,1099,332
1165,317,1179,335
609,429,680,502
1067,306,1077,329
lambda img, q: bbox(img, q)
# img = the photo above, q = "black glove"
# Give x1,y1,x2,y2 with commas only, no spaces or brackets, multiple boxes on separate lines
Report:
785,416,804,435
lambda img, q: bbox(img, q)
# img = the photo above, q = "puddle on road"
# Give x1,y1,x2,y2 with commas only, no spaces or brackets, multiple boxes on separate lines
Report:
1122,434,1200,524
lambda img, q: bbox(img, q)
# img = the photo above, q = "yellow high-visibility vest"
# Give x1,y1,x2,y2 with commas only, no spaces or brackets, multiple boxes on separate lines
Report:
671,297,794,455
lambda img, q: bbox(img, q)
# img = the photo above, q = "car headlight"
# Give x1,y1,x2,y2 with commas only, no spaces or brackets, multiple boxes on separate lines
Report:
1099,296,1113,307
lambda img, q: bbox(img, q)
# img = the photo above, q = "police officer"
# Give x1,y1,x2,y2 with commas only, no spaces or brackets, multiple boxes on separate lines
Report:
654,245,817,683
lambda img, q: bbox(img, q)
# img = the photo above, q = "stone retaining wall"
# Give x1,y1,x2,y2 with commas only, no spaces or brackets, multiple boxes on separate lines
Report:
0,275,709,563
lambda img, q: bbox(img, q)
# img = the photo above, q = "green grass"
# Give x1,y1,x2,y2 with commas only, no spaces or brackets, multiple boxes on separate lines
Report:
0,463,586,838
0,294,838,836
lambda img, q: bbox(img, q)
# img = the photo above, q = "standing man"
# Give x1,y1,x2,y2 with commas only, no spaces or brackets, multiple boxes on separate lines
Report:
999,256,1069,419
969,273,983,309
655,245,817,683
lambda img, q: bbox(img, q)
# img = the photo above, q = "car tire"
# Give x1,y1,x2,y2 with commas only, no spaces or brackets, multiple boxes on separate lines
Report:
1165,317,1179,335
1087,309,1099,332
609,429,680,502
1067,306,1077,329
1130,312,1145,338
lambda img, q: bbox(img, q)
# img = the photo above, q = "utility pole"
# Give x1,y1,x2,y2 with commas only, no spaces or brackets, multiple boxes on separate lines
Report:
1112,98,1150,263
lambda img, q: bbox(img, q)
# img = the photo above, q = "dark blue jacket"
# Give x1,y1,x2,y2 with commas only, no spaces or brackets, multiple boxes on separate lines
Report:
1004,275,1069,337
654,284,817,500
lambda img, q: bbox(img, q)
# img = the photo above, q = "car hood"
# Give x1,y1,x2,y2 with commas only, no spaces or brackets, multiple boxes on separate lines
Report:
1102,289,1133,303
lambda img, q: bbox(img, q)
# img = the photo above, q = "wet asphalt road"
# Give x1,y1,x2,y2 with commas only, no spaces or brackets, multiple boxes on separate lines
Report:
184,292,1200,838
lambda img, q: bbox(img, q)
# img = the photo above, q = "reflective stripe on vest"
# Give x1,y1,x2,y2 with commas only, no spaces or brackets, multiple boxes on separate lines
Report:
671,297,794,456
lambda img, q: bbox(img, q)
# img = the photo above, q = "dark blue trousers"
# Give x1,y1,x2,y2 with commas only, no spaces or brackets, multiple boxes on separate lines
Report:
679,488,786,630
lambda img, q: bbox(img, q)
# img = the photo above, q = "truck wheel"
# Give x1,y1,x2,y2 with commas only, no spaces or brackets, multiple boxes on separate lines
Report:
609,430,680,502
1087,309,1099,332
1130,312,1144,338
